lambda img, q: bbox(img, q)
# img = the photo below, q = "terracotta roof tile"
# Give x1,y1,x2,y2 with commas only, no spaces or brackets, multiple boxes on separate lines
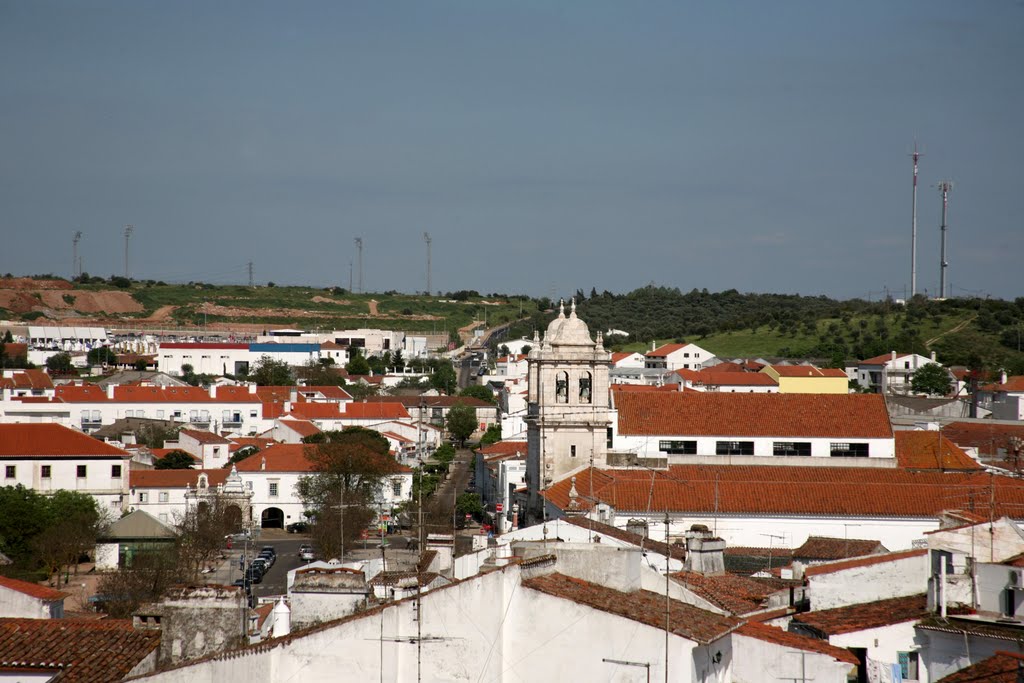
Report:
984,376,1024,393
685,371,778,387
860,352,911,365
896,431,981,470
129,468,229,489
802,549,926,577
935,651,1024,682
179,428,230,445
232,443,409,474
228,437,278,453
613,391,892,438
792,594,929,636
0,617,160,683
0,424,129,457
793,536,887,561
736,622,859,665
478,441,527,456
544,466,1024,518
0,575,69,602
522,573,740,644
338,402,410,420
671,571,787,616
278,419,322,437
646,343,692,358
942,422,1024,458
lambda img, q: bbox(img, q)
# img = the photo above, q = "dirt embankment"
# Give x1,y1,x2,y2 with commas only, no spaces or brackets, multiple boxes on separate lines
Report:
0,287,143,316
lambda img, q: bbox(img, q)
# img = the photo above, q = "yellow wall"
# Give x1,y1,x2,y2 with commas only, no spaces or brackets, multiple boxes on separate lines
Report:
759,366,850,394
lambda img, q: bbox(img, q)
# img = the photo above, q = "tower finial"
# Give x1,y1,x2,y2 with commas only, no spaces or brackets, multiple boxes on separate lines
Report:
570,297,577,317
558,299,565,318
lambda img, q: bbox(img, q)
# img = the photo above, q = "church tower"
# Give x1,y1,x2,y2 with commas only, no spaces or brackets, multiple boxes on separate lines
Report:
525,300,611,520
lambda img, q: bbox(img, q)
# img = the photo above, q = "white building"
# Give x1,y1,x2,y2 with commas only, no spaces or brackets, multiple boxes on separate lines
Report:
0,423,132,514
674,369,780,393
645,342,716,371
857,351,940,393
0,575,67,619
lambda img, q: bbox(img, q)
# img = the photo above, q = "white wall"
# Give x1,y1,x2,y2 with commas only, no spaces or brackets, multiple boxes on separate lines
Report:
806,553,928,611
0,587,60,619
828,622,926,682
614,433,895,460
732,632,852,683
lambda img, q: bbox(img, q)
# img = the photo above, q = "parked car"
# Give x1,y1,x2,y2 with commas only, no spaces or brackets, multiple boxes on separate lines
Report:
244,566,263,584
259,547,276,566
286,522,309,534
299,545,315,561
250,558,269,575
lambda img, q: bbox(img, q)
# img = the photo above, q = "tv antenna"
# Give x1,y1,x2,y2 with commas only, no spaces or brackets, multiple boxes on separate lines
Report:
123,224,134,278
72,231,82,278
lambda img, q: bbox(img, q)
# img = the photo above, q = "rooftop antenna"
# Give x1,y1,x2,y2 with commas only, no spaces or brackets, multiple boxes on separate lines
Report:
123,224,134,278
938,181,953,299
423,232,432,295
354,237,363,294
72,231,82,279
910,143,923,297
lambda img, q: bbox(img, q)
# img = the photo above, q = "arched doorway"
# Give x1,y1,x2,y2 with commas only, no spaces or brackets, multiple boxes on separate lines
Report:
224,505,243,532
261,507,284,529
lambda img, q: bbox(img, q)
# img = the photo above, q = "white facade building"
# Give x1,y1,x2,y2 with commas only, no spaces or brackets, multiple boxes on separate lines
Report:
645,342,716,371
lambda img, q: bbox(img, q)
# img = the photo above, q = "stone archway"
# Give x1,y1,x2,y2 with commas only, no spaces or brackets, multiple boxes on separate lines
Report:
261,507,284,529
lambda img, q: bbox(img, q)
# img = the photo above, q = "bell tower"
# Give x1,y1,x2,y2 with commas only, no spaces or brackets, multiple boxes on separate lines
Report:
525,300,611,520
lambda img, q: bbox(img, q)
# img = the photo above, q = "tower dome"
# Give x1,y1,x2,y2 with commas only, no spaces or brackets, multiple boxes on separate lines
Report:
545,299,593,346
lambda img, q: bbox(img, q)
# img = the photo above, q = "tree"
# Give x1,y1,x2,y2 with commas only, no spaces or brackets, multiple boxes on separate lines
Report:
295,428,399,560
430,361,457,394
174,496,236,578
226,444,260,467
345,349,371,376
154,450,195,470
456,493,484,521
86,346,117,366
33,490,104,584
133,358,149,371
136,423,180,449
446,403,477,446
298,358,343,386
94,547,179,619
910,363,953,396
45,352,74,374
459,385,495,404
249,355,295,386
392,350,405,372
479,423,501,447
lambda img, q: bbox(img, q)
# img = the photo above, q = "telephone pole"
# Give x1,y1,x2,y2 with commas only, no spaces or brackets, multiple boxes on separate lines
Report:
909,143,922,297
72,231,82,279
938,181,953,299
123,225,134,278
423,232,432,295
354,237,363,293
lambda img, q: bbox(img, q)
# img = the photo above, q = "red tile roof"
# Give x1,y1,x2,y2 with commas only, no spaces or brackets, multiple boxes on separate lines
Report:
0,617,160,683
279,419,321,437
286,403,343,420
646,343,693,358
564,517,687,561
129,469,229,488
0,369,53,390
895,431,982,470
803,549,927,577
339,402,410,420
544,465,1024,518
685,371,778,387
671,571,787,616
299,385,353,400
610,352,637,365
610,383,683,393
983,376,1024,393
942,422,1024,457
478,440,528,456
228,437,278,453
522,573,740,644
179,428,230,445
231,443,409,474
0,424,129,457
160,342,249,349
792,536,886,561
936,651,1024,682
54,384,108,402
790,594,929,635
860,352,911,365
769,365,834,378
613,391,892,438
735,622,859,665
0,575,69,602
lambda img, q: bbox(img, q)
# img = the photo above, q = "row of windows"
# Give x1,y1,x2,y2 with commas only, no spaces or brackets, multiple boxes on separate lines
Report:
81,410,255,421
5,465,122,479
655,441,870,457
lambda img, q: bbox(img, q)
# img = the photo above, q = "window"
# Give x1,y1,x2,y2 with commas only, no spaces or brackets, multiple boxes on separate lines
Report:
606,427,614,449
41,465,51,479
111,465,122,478
555,371,569,404
76,465,87,478
4,465,14,479
716,441,754,456
571,445,577,457
158,492,169,503
125,410,134,418
898,652,919,680
830,442,869,457
659,440,697,455
156,410,165,419
159,513,168,522
392,480,402,497
139,492,149,503
246,481,253,491
773,442,812,457
578,372,592,404
269,482,279,497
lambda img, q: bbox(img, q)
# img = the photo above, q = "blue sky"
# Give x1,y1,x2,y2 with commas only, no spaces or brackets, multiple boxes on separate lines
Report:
1,1,1021,299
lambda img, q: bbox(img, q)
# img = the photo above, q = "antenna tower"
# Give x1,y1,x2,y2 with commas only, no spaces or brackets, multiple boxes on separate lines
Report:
72,231,82,279
423,232,432,295
938,181,953,299
123,225,134,278
247,261,254,288
910,143,923,297
354,237,363,293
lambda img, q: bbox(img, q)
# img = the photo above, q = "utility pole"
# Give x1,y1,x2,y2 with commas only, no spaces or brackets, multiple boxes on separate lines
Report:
247,261,254,288
910,143,922,297
938,181,953,299
423,232,432,295
354,237,363,294
72,231,82,279
123,225,134,279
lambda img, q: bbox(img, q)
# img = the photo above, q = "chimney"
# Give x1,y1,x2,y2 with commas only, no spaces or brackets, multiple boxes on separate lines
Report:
1003,371,1009,385
289,388,298,403
683,524,726,574
248,383,257,394
931,351,937,363
209,385,216,399
890,350,897,362
651,340,656,352
272,597,291,638
261,456,266,471
106,384,116,399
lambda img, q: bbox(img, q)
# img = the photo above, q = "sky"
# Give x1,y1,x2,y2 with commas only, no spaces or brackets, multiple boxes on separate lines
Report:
1,1,1022,300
